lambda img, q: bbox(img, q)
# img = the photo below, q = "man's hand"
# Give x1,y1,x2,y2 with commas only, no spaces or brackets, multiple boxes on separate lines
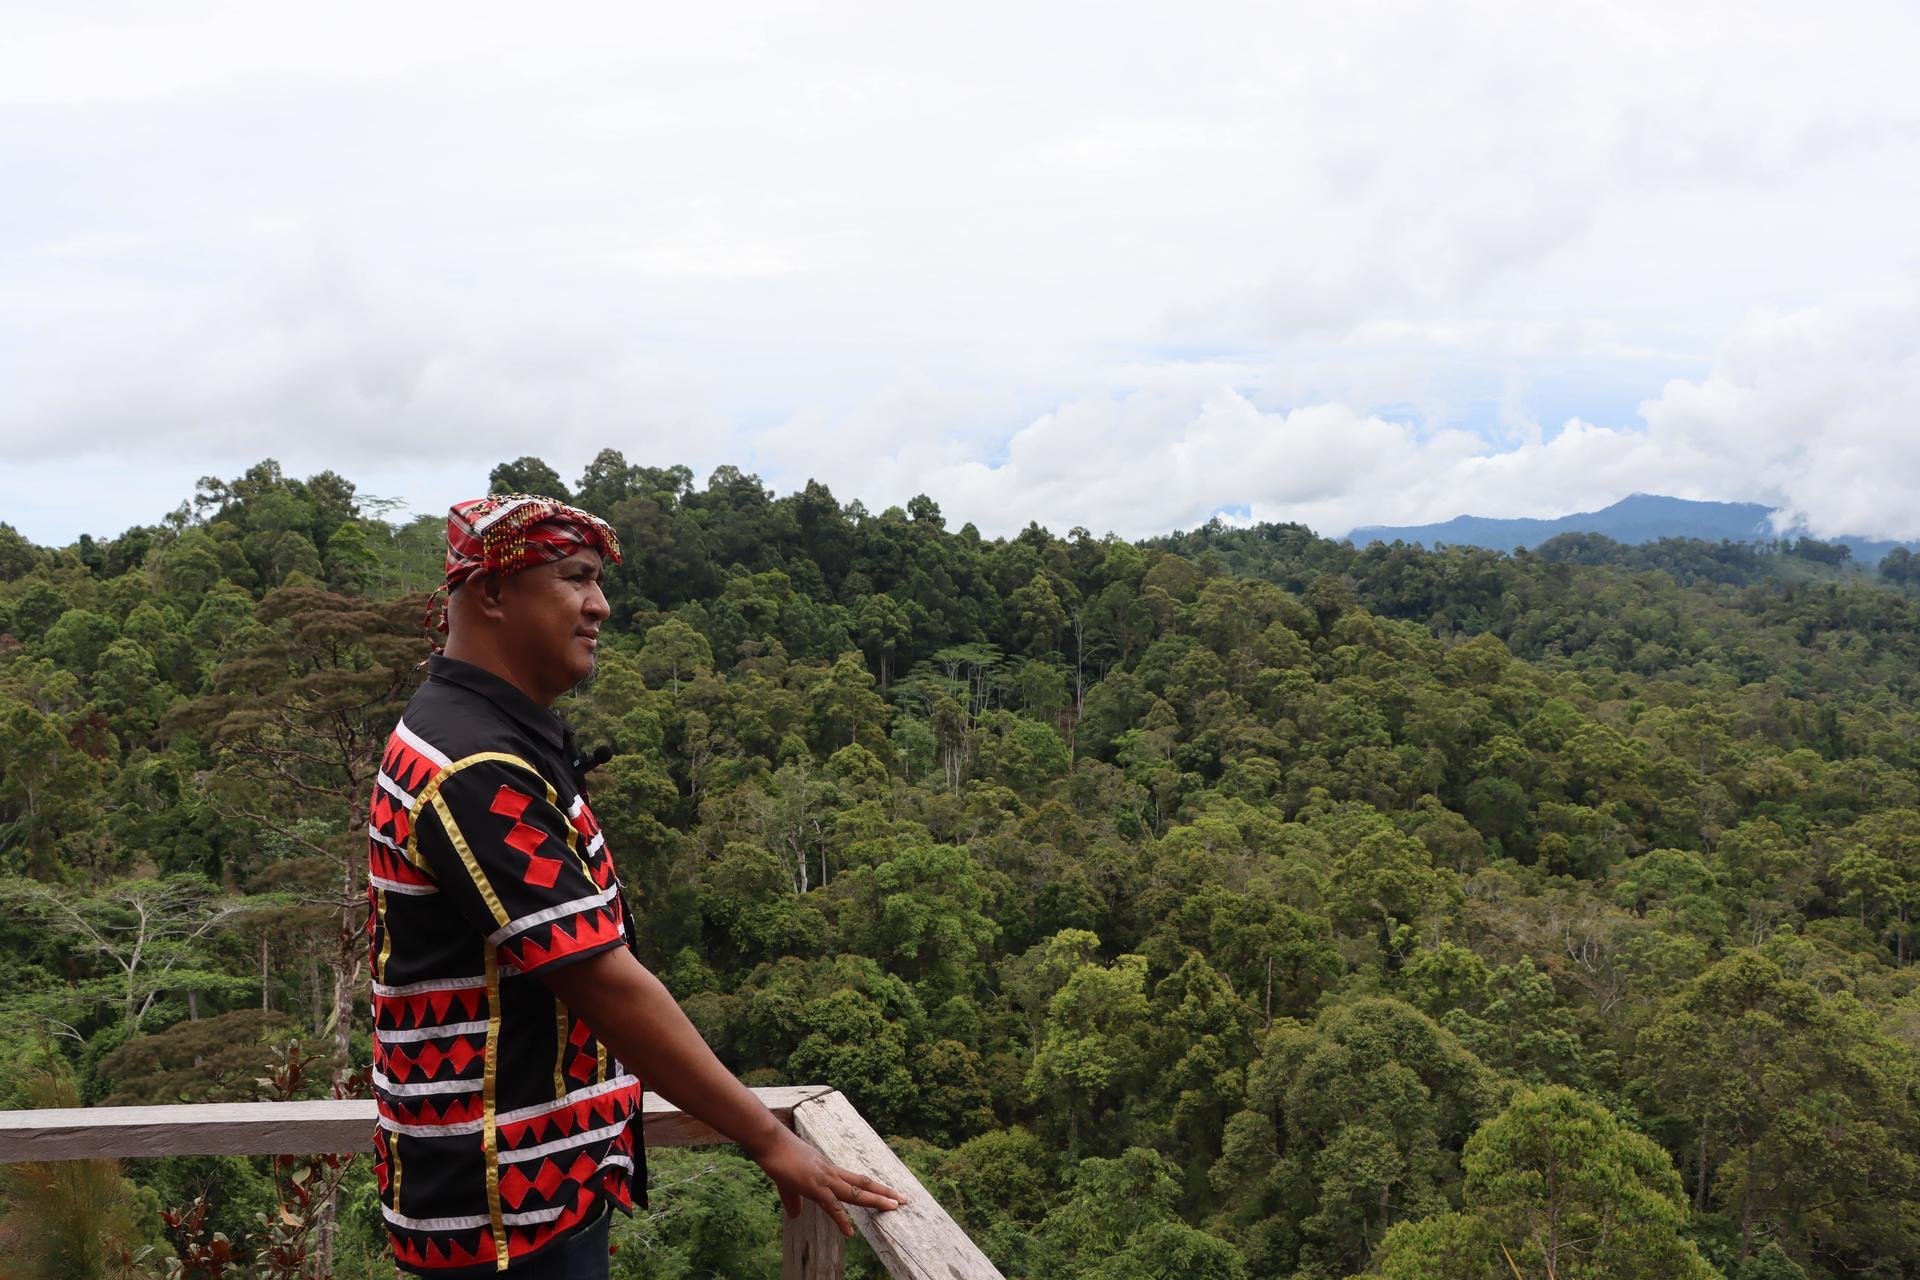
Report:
539,948,908,1236
744,1124,909,1237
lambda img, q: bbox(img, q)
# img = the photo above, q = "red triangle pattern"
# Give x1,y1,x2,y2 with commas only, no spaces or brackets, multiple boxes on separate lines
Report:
375,985,483,1033
381,1035,482,1084
603,1170,634,1209
381,733,444,795
368,784,415,845
388,1228,491,1270
368,842,436,888
497,1081,639,1150
493,1143,638,1253
371,727,649,1274
498,1164,535,1210
533,1159,567,1200
505,1186,605,1261
568,802,619,889
502,906,623,973
384,1092,485,1128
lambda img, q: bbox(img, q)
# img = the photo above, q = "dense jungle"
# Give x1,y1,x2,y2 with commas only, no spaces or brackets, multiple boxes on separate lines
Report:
1,453,1918,1280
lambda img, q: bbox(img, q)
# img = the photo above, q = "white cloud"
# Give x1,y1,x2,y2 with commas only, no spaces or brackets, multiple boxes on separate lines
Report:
759,286,1920,542
4,1,1920,543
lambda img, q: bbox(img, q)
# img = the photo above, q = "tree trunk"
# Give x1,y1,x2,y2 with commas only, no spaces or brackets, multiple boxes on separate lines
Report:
260,937,271,1013
186,989,199,1021
1264,956,1274,1031
1694,1126,1709,1215
309,955,325,1036
1740,1140,1755,1258
331,937,357,1077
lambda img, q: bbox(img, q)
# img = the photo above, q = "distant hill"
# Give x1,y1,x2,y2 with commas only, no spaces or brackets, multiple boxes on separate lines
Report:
1348,494,1914,564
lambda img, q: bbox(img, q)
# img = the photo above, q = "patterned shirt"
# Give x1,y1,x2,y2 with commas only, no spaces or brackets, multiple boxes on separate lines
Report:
368,655,645,1274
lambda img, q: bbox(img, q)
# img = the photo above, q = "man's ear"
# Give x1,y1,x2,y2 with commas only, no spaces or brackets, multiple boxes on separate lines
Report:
471,572,511,621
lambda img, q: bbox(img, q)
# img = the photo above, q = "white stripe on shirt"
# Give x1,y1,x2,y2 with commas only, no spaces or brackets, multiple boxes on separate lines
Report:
379,1114,486,1137
393,717,453,769
497,1118,629,1164
373,974,486,998
494,1074,638,1126
485,885,619,948
378,1019,488,1044
370,875,438,896
376,770,416,808
373,1069,482,1097
383,1206,489,1232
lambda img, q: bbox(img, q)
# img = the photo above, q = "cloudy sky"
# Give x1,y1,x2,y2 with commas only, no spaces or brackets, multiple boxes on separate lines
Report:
4,1,1919,545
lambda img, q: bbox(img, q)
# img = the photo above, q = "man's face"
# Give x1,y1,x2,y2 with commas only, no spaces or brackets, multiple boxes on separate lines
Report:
497,549,610,699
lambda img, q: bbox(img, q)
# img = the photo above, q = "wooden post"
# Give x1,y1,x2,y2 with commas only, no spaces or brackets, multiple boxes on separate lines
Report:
782,1198,846,1280
789,1090,1005,1280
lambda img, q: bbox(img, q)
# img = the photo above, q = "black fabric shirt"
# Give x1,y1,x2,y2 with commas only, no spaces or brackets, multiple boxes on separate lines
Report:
368,655,644,1274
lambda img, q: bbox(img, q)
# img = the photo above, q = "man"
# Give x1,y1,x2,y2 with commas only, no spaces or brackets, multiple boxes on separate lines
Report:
367,494,902,1276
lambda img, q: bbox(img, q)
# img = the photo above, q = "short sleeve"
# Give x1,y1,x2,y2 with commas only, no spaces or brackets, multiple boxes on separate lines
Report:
412,756,627,976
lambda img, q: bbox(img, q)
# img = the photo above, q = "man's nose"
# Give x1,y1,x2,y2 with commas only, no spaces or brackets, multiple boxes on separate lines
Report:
585,583,611,620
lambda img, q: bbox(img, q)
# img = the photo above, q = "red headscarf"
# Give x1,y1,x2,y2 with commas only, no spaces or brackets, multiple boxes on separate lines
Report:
443,493,620,590
426,494,621,645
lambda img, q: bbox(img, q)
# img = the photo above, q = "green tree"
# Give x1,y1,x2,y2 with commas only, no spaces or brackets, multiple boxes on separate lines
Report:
43,608,119,676
1831,808,1920,963
638,616,712,693
808,651,889,753
0,521,39,581
1033,1147,1245,1280
0,1060,158,1279
2,875,254,1031
832,839,1000,992
1009,572,1070,658
174,583,422,1079
1028,954,1152,1154
488,455,573,500
1463,1087,1721,1280
1639,950,1920,1267
1212,999,1496,1277
857,592,914,690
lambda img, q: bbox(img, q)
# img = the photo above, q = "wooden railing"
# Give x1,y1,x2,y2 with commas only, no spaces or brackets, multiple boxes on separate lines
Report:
0,1087,1004,1280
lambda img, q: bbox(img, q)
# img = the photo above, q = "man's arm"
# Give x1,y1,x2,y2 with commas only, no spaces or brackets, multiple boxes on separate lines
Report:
540,946,906,1236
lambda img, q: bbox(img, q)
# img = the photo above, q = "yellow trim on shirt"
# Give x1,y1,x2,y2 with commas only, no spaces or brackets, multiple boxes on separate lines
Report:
408,751,560,929
483,946,507,1271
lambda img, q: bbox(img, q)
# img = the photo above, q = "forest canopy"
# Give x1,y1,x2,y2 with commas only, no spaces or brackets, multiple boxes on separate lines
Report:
1,454,1917,1280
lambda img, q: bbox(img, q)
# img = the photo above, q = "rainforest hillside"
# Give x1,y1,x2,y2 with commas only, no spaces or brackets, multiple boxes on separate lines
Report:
1,454,1917,1280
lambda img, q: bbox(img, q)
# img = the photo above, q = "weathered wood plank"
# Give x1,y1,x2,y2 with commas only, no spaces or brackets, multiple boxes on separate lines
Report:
789,1090,1005,1280
782,1197,847,1280
0,1087,836,1162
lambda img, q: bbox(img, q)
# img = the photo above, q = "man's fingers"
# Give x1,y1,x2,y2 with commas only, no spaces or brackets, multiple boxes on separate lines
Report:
815,1187,855,1237
836,1166,909,1206
828,1171,908,1209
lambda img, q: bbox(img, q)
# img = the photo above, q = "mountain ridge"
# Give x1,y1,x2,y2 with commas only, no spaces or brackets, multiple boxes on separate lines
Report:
1347,493,1913,563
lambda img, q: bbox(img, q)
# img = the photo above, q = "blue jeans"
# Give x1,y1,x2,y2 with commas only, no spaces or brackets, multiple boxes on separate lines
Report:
508,1205,611,1279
